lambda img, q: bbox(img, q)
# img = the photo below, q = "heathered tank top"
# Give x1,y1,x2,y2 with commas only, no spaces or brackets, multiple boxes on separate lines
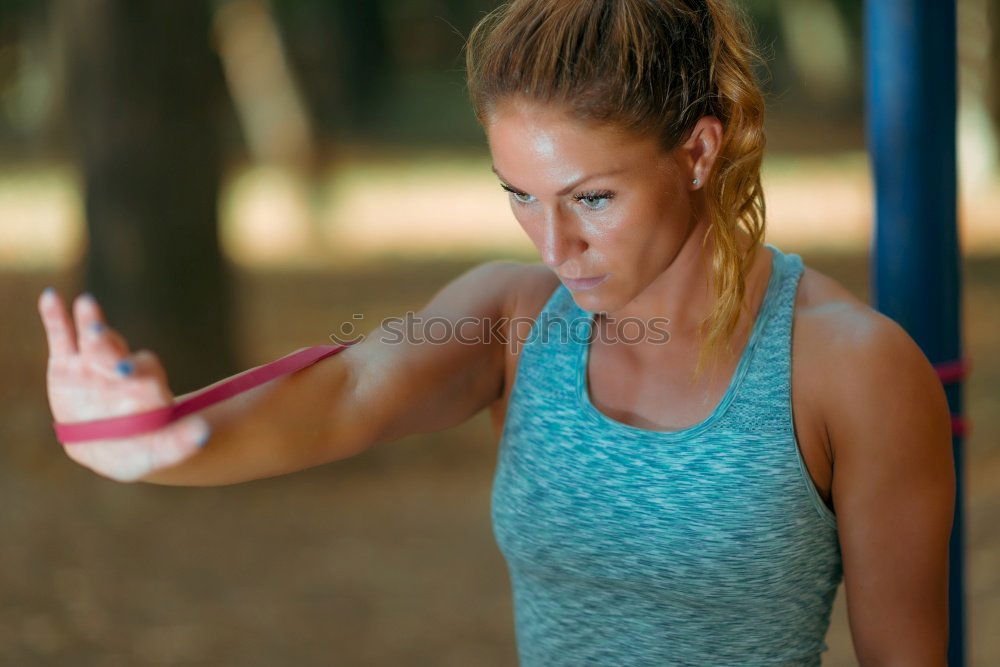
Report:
491,243,843,666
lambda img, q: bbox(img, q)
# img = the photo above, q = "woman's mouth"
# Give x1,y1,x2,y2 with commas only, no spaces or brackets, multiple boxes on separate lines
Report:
561,274,608,291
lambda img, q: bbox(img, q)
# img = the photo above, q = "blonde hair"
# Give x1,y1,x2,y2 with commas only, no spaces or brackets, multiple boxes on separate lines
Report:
465,0,769,381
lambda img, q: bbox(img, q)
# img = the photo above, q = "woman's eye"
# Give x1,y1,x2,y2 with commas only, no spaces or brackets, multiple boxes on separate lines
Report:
501,184,536,205
500,183,612,209
575,191,614,211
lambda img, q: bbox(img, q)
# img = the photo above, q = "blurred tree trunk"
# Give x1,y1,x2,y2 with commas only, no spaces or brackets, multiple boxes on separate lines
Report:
270,0,391,141
60,0,237,392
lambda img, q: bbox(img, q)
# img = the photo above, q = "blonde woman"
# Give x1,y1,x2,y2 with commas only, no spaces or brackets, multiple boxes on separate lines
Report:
39,1,954,664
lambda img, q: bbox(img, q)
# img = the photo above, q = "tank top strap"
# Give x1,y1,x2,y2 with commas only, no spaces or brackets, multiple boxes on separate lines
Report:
715,243,805,433
514,281,590,402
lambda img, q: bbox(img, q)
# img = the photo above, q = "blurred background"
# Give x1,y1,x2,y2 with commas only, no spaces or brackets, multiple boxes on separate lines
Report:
0,0,997,664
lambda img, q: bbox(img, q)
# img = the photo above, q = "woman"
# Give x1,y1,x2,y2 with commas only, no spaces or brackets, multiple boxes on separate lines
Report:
39,0,954,664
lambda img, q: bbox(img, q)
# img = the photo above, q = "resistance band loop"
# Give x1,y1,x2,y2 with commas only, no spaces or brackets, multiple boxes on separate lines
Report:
53,343,355,445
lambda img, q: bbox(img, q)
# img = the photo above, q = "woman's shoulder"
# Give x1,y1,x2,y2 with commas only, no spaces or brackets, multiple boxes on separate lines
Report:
793,262,949,457
439,259,557,316
794,263,908,356
794,262,934,391
500,260,562,323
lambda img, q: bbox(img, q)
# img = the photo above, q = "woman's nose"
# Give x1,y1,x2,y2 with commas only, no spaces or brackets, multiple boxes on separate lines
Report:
539,208,580,269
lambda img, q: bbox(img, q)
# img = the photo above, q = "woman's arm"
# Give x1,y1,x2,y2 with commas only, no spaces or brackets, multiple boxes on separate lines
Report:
139,346,358,486
820,307,955,666
42,260,522,487
142,259,522,486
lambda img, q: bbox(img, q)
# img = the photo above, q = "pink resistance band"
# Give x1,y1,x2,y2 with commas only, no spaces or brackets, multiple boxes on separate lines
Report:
53,342,356,445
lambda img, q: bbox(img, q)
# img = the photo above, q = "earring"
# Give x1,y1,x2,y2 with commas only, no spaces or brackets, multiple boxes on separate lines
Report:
691,177,700,187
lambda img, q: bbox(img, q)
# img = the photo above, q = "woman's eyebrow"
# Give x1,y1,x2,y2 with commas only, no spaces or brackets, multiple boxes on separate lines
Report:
491,165,626,196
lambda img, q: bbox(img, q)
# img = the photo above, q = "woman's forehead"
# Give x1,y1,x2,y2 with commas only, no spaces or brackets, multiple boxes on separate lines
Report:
487,108,673,183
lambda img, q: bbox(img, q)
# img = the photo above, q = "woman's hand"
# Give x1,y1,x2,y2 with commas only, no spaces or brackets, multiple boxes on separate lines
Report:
37,288,211,483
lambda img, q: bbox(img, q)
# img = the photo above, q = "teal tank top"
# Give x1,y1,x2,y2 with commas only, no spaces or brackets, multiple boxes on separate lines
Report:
491,243,843,666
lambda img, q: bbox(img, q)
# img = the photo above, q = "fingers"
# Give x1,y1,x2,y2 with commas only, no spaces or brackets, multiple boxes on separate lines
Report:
38,288,78,357
73,292,131,367
121,349,169,385
111,349,174,400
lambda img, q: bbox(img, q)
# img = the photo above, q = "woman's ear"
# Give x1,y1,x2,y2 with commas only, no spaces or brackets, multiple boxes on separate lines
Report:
680,116,724,189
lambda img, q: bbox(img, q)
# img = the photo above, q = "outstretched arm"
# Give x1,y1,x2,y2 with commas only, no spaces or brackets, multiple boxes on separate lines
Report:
39,260,522,486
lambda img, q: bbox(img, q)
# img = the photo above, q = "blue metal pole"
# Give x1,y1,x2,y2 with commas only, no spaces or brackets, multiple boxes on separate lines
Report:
864,1,966,665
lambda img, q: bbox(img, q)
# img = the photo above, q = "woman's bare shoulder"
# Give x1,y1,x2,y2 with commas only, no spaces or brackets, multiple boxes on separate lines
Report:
794,263,947,454
502,260,562,322
795,263,912,378
797,264,867,312
794,264,891,356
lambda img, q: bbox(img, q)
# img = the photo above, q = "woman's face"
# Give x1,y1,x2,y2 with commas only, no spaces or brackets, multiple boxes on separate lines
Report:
485,97,712,314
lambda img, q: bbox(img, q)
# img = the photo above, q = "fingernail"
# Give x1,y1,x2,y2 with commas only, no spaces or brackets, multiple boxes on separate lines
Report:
80,291,95,302
43,286,55,298
116,359,133,375
90,322,105,335
196,423,212,448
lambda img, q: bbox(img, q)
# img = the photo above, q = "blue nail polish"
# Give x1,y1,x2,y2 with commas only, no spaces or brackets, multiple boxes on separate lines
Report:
43,287,55,297
196,427,212,447
91,322,105,334
116,360,133,376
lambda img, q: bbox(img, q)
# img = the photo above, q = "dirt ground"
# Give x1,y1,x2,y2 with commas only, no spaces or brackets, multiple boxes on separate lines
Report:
1,248,996,666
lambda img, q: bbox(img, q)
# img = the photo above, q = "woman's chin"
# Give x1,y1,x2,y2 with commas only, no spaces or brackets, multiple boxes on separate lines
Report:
567,288,619,316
